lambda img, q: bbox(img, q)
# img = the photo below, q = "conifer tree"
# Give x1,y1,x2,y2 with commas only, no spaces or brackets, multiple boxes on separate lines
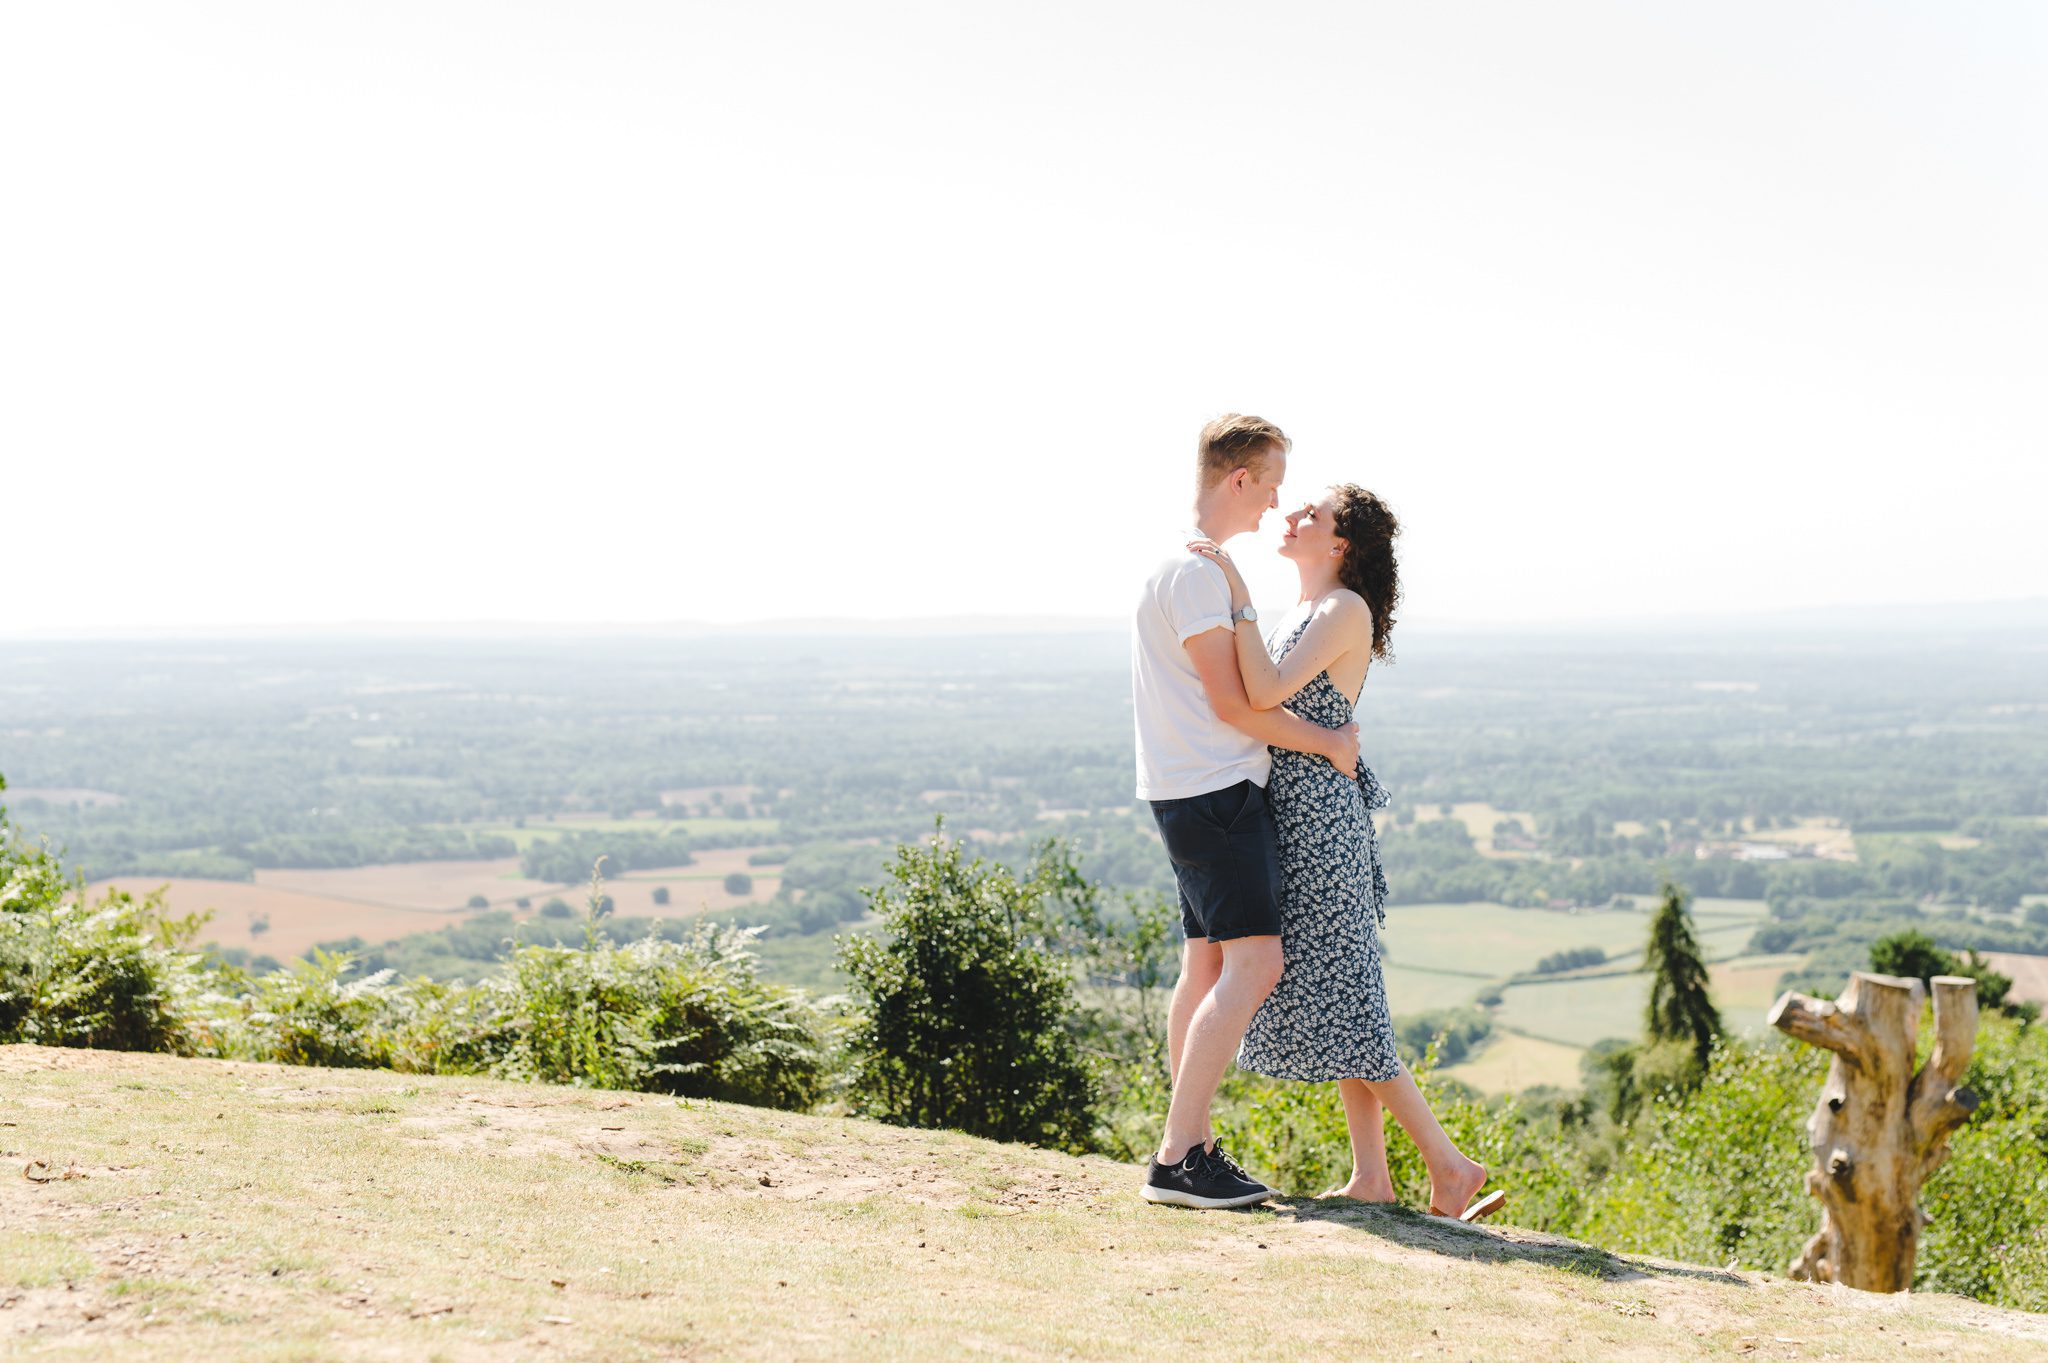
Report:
1644,879,1721,1066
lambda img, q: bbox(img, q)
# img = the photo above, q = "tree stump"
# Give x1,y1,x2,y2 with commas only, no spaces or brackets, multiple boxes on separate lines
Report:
1767,971,1980,1293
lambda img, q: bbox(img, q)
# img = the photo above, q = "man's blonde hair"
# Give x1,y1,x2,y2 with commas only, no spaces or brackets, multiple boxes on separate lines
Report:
1197,414,1290,491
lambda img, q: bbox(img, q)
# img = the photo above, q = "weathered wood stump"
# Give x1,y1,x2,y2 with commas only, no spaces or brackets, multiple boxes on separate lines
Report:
1767,971,1980,1293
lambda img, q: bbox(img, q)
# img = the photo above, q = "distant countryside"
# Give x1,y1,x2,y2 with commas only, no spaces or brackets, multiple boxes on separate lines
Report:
5,613,2045,1097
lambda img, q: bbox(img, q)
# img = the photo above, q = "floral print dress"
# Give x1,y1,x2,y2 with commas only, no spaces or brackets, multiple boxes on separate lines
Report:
1237,612,1402,1083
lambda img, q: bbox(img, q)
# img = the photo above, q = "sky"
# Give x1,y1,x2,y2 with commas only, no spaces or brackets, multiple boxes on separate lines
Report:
4,2,2043,634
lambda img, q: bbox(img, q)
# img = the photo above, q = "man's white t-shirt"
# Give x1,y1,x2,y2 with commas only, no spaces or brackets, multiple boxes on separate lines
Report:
1131,545,1271,801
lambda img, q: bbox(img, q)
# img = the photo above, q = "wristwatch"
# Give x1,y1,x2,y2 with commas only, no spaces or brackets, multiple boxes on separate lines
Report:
1232,604,1259,624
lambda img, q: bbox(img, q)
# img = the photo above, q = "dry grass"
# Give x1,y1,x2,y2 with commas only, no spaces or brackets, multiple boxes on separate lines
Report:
5,1045,2046,1361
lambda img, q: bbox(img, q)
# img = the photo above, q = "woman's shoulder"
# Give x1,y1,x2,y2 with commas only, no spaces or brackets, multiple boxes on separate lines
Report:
1317,586,1370,615
1313,588,1373,633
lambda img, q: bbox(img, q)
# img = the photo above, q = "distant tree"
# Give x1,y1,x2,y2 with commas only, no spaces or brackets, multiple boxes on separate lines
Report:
515,897,531,910
652,886,671,906
724,872,753,896
1644,880,1721,1067
539,898,574,920
1870,929,2022,1016
248,912,270,938
2029,903,2048,929
466,894,490,910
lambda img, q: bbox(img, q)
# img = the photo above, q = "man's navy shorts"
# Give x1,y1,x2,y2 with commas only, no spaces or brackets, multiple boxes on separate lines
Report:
1147,778,1285,942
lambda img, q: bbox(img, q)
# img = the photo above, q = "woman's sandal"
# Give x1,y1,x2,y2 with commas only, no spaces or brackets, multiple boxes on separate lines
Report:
1429,1189,1506,1224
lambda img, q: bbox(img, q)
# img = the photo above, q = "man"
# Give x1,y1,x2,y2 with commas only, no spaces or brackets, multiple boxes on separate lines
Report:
1131,413,1361,1208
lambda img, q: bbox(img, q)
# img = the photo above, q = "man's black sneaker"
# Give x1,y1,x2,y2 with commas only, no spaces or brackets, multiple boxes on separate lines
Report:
1205,1140,1268,1191
1140,1145,1272,1209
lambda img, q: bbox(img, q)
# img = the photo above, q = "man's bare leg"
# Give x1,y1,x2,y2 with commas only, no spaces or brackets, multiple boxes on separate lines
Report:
1156,934,1283,1164
1165,938,1223,1145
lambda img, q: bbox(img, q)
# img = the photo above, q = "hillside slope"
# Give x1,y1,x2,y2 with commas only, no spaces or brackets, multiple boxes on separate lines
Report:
3,1044,2045,1361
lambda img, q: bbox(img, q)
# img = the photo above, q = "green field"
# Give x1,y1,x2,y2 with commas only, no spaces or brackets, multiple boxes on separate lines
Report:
1381,902,1654,979
1492,952,1802,1049
1441,1031,1587,1094
1381,962,1490,1014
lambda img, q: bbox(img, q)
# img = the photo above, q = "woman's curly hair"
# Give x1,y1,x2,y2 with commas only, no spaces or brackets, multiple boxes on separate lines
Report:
1329,484,1401,661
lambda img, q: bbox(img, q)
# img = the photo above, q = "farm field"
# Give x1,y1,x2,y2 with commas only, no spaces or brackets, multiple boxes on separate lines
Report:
1983,951,2048,1008
1610,894,1768,923
1741,817,1856,858
88,848,784,962
1707,952,1809,1017
1492,952,1806,1050
259,857,560,911
599,848,782,917
1442,1031,1586,1095
1381,902,1654,980
1380,962,1489,1014
85,877,468,958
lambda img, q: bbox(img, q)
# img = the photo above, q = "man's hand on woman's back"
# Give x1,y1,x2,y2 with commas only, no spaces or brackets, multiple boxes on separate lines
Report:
1325,721,1361,776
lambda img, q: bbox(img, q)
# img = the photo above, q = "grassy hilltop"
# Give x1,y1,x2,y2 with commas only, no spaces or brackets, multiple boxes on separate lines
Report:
4,1045,2046,1361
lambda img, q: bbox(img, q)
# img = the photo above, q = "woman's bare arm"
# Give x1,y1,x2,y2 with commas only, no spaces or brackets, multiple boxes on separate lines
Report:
1189,541,1371,709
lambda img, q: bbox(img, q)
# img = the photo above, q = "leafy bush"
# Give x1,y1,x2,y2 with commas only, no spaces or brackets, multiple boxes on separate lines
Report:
2,813,209,1054
838,829,1098,1152
214,949,398,1069
492,926,824,1107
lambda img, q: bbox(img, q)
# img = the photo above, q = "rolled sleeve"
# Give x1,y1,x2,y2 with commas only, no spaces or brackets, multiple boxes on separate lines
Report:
1168,560,1235,644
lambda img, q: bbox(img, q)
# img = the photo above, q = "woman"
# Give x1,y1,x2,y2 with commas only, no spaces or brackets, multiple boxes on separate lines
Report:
1190,484,1503,1222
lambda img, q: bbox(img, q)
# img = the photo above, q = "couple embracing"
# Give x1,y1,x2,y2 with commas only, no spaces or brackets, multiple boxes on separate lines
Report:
1132,413,1503,1221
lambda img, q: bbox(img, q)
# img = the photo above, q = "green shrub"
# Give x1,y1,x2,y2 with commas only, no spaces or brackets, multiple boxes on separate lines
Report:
1576,1037,1822,1270
216,949,398,1069
493,926,825,1107
1916,1012,2048,1308
2,815,208,1054
839,829,1098,1153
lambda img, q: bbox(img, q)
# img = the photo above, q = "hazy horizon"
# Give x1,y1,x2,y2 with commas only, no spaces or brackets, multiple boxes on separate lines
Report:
6,593,2047,644
7,3,2043,634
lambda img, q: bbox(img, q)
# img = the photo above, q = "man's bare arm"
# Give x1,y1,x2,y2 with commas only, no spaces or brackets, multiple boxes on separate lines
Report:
1186,630,1359,773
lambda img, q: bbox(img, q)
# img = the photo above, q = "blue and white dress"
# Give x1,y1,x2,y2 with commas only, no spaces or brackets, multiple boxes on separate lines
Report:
1237,613,1402,1083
